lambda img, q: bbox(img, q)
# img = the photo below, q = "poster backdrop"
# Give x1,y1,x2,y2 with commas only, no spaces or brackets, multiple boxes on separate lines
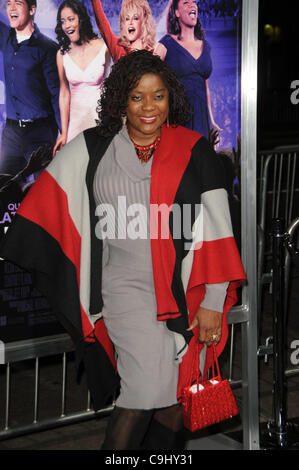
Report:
0,0,242,343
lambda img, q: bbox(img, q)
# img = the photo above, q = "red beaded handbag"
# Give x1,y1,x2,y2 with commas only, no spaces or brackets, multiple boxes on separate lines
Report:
181,344,239,432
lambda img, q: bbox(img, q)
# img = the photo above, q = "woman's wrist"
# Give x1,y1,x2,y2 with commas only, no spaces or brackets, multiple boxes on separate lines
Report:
59,132,67,140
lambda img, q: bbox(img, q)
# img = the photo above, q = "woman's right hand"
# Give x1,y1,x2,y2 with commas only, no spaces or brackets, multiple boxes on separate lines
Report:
53,134,67,156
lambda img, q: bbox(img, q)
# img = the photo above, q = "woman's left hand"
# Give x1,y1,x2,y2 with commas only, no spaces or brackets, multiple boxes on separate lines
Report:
187,307,222,347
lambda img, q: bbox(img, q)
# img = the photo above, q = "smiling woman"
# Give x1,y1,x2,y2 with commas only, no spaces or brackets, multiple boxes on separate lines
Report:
0,50,245,450
155,0,222,139
92,50,244,449
91,0,156,61
126,74,169,146
53,0,111,153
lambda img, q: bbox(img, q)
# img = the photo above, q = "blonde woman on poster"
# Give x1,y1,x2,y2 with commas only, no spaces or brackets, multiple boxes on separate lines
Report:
53,0,111,154
155,0,222,139
91,0,156,61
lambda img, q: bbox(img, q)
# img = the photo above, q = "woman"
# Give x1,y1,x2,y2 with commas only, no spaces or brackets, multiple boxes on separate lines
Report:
91,0,156,61
0,51,245,450
155,0,222,139
53,0,111,153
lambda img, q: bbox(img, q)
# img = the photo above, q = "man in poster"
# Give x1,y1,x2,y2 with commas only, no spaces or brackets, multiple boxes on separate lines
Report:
0,0,60,177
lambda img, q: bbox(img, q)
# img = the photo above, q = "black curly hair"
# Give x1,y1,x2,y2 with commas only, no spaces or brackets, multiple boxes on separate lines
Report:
167,0,205,41
97,50,190,136
55,0,98,54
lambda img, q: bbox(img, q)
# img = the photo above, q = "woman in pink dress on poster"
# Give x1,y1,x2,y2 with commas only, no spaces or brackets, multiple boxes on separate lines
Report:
91,0,156,62
53,0,111,154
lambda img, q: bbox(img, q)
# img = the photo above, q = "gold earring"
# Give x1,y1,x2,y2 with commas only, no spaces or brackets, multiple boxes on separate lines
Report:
122,115,127,127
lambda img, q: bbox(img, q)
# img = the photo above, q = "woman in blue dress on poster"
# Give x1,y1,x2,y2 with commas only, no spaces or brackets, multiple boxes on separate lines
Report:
155,0,222,139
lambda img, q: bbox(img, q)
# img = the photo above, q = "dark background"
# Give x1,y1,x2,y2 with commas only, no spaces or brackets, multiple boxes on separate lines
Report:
258,0,299,150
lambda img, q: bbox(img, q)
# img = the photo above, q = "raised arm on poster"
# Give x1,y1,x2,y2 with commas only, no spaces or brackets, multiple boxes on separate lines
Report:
155,0,222,139
91,0,156,62
0,0,60,177
53,0,111,155
0,145,52,213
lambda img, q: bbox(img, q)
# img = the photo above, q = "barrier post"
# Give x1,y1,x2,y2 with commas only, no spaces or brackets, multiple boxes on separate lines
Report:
270,218,287,445
261,218,299,448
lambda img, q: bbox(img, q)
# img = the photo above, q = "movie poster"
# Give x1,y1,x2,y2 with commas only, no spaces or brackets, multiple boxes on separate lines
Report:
0,0,242,343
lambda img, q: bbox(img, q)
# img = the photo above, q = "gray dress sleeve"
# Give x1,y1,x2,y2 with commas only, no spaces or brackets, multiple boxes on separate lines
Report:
200,282,229,313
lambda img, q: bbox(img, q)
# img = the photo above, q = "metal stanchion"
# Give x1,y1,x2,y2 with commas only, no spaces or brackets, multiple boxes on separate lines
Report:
261,218,299,449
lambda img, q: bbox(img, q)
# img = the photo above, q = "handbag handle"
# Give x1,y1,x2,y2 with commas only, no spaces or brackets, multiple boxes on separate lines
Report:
210,344,222,381
193,343,222,390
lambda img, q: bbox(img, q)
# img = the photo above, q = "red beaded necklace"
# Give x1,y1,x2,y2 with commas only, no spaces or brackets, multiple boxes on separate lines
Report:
129,134,161,163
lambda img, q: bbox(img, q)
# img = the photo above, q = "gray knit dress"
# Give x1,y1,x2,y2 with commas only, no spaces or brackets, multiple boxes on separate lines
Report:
93,127,228,410
93,128,179,410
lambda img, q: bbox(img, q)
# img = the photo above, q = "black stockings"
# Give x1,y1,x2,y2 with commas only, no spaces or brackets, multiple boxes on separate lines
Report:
143,404,185,450
101,404,185,450
101,407,153,450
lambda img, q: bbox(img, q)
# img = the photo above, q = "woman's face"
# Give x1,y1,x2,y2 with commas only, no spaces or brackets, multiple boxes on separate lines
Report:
60,6,80,43
124,6,142,43
126,73,169,144
175,0,198,28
